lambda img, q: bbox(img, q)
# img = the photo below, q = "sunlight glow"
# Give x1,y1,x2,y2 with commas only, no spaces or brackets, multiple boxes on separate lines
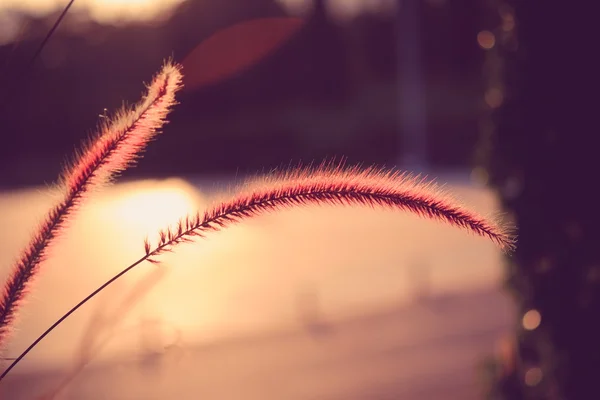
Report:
0,0,184,24
0,0,399,44
107,179,199,237
0,176,508,372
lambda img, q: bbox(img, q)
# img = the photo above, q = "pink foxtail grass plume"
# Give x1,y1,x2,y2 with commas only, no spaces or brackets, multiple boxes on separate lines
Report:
0,62,183,347
0,163,515,381
147,164,515,258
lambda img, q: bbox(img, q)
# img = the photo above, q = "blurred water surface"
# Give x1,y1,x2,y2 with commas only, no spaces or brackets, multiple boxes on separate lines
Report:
0,172,513,399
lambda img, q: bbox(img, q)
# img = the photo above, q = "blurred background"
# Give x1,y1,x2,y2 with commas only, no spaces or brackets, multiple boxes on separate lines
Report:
0,0,493,184
0,0,594,399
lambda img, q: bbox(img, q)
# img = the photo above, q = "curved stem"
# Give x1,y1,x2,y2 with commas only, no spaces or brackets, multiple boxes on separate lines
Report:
0,214,199,382
0,215,209,382
0,255,148,381
0,0,76,113
0,168,512,382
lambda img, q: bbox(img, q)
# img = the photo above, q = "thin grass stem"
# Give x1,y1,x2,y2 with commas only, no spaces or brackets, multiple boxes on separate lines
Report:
0,165,514,381
0,62,182,347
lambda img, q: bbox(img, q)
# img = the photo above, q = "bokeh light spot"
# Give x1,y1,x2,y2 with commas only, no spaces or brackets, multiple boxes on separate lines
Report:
522,309,541,331
485,87,504,108
477,30,496,50
524,367,543,386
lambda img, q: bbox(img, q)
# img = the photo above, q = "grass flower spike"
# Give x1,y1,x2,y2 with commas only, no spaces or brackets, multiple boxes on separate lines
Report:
0,164,515,381
63,62,182,192
0,62,183,347
146,164,515,259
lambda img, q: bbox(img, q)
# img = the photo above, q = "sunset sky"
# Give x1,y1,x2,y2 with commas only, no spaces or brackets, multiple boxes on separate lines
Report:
0,0,397,23
0,0,186,23
0,0,398,46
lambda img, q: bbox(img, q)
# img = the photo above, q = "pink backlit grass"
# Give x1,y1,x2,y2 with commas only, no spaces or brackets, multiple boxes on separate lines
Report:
145,163,515,263
0,61,514,384
0,62,182,347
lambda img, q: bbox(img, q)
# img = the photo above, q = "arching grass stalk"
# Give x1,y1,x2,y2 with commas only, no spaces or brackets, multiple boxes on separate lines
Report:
0,164,514,381
0,62,182,348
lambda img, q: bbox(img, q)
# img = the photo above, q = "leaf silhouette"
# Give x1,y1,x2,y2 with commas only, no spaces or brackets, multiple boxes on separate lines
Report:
182,17,304,90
